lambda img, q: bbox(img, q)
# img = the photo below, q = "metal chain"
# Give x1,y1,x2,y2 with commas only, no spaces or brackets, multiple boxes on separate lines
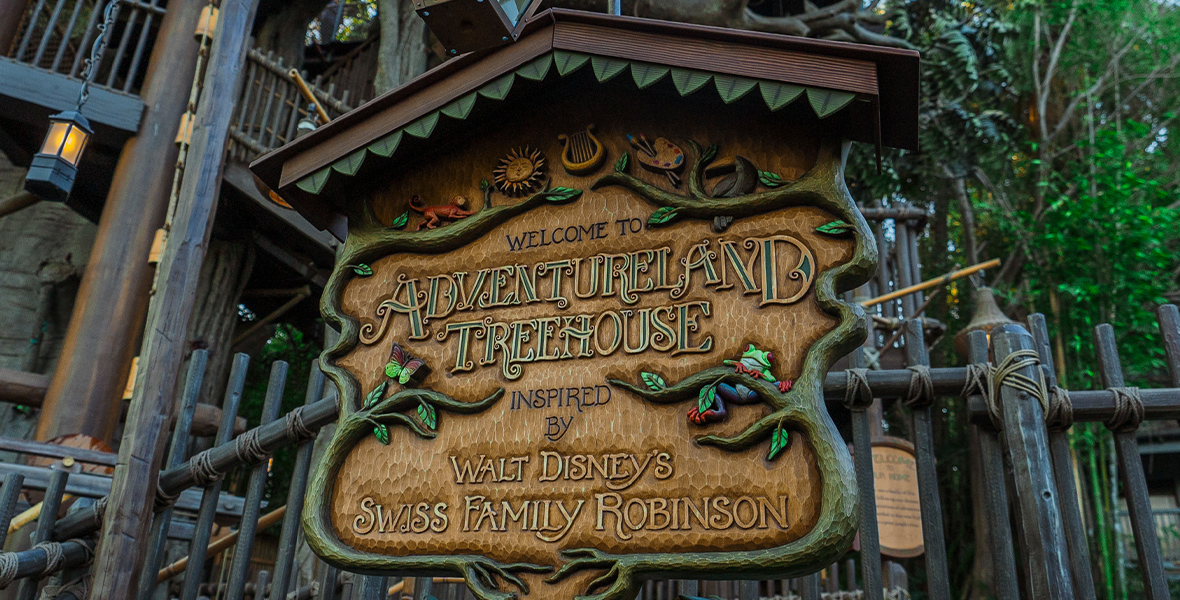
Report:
76,0,123,110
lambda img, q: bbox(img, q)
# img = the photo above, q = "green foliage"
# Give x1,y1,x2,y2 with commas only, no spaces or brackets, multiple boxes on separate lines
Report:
768,422,789,461
758,170,786,188
815,220,854,236
417,400,438,430
615,152,629,173
697,384,717,414
350,264,373,277
640,372,667,391
390,212,409,229
648,206,680,226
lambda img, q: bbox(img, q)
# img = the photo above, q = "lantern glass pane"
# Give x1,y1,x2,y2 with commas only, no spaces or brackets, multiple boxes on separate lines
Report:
499,0,535,25
59,125,88,165
40,122,70,156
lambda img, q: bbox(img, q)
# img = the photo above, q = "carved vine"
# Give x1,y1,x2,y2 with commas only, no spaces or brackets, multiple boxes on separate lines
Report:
306,139,876,600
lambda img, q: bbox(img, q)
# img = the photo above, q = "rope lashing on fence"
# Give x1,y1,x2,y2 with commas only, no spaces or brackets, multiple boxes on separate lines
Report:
285,405,317,442
842,368,873,409
38,576,88,600
189,448,223,487
0,539,93,589
234,429,269,465
903,365,934,408
961,350,1050,429
154,483,180,511
1045,386,1074,431
1105,386,1145,432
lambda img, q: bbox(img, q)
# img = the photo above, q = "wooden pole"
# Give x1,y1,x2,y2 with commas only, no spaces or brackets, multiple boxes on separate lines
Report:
287,68,330,123
87,0,260,595
859,258,1001,309
35,0,207,443
157,506,287,583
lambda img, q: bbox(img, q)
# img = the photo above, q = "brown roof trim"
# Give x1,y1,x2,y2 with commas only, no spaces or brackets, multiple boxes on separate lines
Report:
251,8,918,192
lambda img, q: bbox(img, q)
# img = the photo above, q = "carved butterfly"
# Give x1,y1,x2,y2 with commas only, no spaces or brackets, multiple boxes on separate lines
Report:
385,343,425,385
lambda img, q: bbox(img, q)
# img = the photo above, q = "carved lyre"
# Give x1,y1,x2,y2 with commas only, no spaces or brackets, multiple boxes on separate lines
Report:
557,124,606,175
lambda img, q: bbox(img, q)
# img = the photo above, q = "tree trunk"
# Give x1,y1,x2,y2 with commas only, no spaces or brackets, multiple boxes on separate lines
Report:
374,0,428,94
181,238,256,409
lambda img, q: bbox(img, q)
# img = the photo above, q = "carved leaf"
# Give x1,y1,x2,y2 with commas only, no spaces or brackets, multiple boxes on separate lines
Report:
816,220,855,236
515,54,552,81
478,74,515,100
391,211,409,229
352,264,373,277
713,75,758,104
373,424,390,445
417,401,438,430
698,143,719,166
403,112,440,139
640,372,667,391
541,187,583,203
295,167,331,195
768,424,789,460
363,381,387,409
698,384,717,414
332,149,367,176
630,62,669,89
591,56,629,82
670,68,712,96
368,131,402,158
758,170,787,188
440,93,477,120
648,206,679,226
614,152,629,173
554,51,590,76
759,81,805,112
807,88,856,119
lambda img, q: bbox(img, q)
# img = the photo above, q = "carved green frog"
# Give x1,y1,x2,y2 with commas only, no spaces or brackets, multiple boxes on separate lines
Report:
688,344,793,424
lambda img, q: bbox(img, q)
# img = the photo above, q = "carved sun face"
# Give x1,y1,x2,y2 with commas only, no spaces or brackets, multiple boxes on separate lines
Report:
493,146,546,196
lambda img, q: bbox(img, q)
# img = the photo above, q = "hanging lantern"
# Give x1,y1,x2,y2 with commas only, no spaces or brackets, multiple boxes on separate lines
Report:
953,286,1017,359
24,111,93,202
414,0,542,55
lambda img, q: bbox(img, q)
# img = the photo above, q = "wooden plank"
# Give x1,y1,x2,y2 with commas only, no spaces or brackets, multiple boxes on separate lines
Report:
1028,315,1098,600
221,161,338,256
991,324,1074,598
1093,324,1170,599
0,58,145,132
901,321,951,600
553,21,877,94
86,0,260,593
966,331,1020,599
0,368,49,406
0,436,117,466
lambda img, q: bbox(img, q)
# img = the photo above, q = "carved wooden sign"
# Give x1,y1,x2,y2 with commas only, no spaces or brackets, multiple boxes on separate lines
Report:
249,12,918,600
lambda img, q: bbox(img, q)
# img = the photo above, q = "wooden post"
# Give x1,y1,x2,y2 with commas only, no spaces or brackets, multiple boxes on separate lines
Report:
966,331,1020,599
34,0,207,443
990,324,1074,598
0,0,27,55
86,0,259,593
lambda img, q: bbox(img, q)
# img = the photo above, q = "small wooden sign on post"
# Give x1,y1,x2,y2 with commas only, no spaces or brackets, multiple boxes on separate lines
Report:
873,439,924,558
251,10,918,599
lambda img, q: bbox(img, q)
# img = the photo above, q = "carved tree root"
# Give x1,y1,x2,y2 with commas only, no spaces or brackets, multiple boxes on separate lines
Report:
547,549,641,600
463,558,553,600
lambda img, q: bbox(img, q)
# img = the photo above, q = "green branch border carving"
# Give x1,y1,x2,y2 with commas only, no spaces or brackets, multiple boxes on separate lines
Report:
303,138,876,600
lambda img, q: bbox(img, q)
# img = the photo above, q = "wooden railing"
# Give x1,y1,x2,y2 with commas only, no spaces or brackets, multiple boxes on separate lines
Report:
1121,507,1180,570
6,0,165,95
228,47,376,162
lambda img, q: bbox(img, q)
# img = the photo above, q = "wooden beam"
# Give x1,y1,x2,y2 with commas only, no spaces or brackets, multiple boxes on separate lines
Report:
221,161,337,256
0,192,39,219
0,368,48,405
87,0,261,594
253,234,329,288
0,58,144,132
